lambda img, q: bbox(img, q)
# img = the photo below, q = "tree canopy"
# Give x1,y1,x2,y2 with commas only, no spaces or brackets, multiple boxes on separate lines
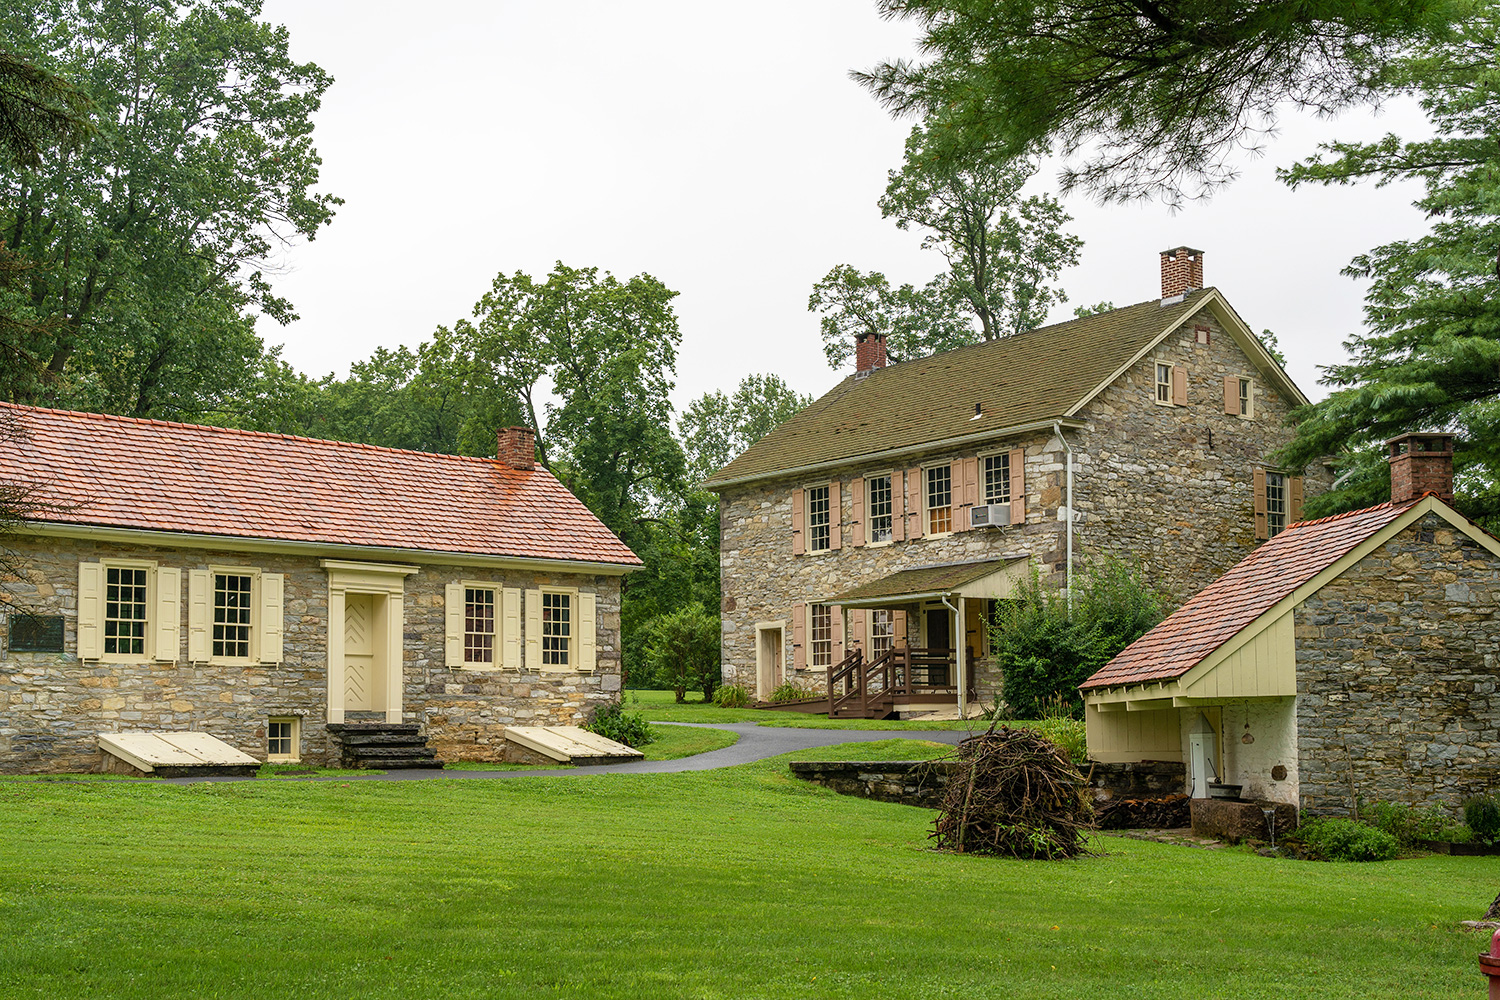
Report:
857,0,1472,204
678,373,812,482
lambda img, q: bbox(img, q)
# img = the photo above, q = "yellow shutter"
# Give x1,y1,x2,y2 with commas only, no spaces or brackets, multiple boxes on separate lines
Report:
77,562,101,660
1289,476,1305,524
579,591,597,672
1253,467,1269,540
791,601,805,672
1172,364,1188,405
828,480,842,551
155,566,180,663
187,569,210,663
1223,376,1237,415
1009,448,1026,525
851,477,865,547
444,582,464,668
525,589,542,671
501,587,522,669
260,573,284,664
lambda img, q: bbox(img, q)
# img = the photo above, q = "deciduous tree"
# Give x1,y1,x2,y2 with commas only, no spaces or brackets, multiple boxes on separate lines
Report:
678,373,811,481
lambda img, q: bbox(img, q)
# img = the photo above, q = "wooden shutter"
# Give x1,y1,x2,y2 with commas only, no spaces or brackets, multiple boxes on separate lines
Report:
1223,376,1238,415
1172,364,1188,406
831,605,844,664
891,473,906,542
956,457,979,531
828,480,842,551
260,573,284,664
579,591,597,672
77,562,101,660
851,477,865,547
849,608,866,651
525,588,542,670
187,569,210,663
791,601,806,672
1008,448,1026,526
444,582,464,667
155,566,180,662
791,488,805,555
906,467,923,538
1253,467,1269,540
1289,476,1305,524
892,609,907,648
501,588,522,668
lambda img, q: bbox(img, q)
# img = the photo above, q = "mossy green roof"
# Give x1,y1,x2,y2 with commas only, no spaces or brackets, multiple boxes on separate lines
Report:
830,560,1020,604
704,290,1216,489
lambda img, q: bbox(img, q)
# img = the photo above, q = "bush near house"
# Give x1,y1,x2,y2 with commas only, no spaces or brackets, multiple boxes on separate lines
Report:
1360,800,1472,847
711,684,750,708
585,703,657,748
641,602,721,703
1298,817,1401,862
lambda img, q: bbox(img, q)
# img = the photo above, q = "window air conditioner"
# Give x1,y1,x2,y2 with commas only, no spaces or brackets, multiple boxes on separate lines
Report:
969,503,1011,528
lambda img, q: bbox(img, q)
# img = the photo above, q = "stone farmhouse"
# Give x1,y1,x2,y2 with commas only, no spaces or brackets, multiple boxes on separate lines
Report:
1082,433,1500,817
0,404,640,773
703,249,1330,716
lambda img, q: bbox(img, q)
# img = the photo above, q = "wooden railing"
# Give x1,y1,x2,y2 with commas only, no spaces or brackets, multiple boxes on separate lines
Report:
827,646,977,717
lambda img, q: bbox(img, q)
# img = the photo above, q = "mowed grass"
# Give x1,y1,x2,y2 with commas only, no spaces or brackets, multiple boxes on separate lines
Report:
446,723,740,769
0,739,1491,1000
628,687,984,730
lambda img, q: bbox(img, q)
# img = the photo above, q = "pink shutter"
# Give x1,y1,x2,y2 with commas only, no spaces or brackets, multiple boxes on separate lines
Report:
1223,376,1237,415
849,608,865,651
907,467,923,538
1253,468,1268,540
791,488,804,555
956,457,979,531
832,605,844,663
828,480,842,551
850,477,865,547
1008,448,1026,525
891,472,905,542
1172,364,1188,406
792,602,806,671
1290,476,1305,524
892,610,908,648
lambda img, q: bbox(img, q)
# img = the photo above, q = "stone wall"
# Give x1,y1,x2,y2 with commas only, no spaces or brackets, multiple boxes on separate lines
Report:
788,759,956,808
1295,513,1500,815
0,533,622,773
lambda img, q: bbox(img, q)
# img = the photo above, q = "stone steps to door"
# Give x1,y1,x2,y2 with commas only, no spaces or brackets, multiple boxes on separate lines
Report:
326,723,444,770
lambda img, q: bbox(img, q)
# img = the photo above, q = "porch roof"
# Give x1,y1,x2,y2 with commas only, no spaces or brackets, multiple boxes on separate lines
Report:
830,557,1028,608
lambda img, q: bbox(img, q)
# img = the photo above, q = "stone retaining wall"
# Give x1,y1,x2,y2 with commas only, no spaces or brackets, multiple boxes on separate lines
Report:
788,760,957,808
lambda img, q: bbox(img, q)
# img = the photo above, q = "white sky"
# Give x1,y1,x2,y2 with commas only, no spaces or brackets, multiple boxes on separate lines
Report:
259,0,1431,412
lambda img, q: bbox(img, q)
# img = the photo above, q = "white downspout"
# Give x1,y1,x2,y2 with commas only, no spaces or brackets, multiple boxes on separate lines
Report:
1053,420,1074,605
941,594,965,718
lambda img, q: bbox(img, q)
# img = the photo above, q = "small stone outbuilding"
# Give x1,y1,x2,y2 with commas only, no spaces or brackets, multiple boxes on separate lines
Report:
1081,433,1500,817
0,404,640,773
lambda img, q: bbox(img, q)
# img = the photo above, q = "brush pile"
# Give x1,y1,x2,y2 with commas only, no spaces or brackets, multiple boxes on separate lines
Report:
930,725,1094,859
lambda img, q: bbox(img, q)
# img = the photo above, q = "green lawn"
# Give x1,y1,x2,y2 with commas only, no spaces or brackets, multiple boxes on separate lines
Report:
446,722,739,769
0,739,1490,999
627,687,985,730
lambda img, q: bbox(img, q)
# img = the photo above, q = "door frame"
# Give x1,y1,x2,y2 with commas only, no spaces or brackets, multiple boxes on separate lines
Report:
754,620,786,701
323,560,418,724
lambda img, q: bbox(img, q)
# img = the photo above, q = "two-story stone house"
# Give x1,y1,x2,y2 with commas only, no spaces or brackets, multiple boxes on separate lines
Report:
0,404,640,773
703,249,1328,715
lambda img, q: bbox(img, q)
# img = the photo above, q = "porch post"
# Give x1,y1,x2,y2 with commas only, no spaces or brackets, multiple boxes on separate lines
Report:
956,596,967,718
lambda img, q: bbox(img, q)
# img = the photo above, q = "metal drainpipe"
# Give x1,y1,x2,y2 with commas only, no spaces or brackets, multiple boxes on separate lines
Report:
1053,421,1074,604
941,593,964,718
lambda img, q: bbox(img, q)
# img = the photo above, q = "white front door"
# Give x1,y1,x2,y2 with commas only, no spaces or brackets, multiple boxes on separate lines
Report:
342,592,382,713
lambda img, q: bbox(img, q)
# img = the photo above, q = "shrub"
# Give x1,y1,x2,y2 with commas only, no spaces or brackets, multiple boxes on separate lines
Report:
1465,795,1500,844
1025,717,1087,765
713,684,750,708
1298,817,1399,861
768,681,820,703
1360,800,1470,846
641,603,721,703
585,702,657,748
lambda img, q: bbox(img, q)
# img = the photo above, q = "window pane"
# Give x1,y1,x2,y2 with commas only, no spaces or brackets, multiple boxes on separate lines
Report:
213,574,253,658
870,609,893,658
926,466,952,535
104,567,148,656
807,486,831,551
464,587,496,664
1266,472,1287,537
867,475,892,543
1239,378,1251,415
1157,363,1172,403
542,592,571,666
811,604,832,668
983,454,1010,505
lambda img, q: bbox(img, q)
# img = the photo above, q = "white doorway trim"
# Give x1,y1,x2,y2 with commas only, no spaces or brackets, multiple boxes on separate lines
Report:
323,559,418,724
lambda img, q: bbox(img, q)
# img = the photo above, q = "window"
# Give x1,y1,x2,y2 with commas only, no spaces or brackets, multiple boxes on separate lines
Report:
869,609,894,658
1238,377,1252,417
926,466,952,535
267,717,299,761
807,485,831,552
810,604,832,669
1266,472,1288,537
542,591,571,667
104,566,149,656
983,454,1010,505
867,475,893,543
212,573,253,659
464,587,496,664
1156,363,1173,404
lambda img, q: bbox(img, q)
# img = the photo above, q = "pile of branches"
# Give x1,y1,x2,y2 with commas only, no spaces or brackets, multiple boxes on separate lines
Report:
930,725,1094,859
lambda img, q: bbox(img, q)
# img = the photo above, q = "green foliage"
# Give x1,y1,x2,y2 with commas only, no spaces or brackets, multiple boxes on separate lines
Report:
678,373,811,481
1464,794,1500,843
642,602,721,704
584,702,657,749
855,0,1468,205
989,559,1166,718
0,49,92,167
1072,301,1114,319
712,684,750,708
768,681,821,704
808,264,972,369
1026,716,1087,765
1298,817,1401,862
1359,800,1471,846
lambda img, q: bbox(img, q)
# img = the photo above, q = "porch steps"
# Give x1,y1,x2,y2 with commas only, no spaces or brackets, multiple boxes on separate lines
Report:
326,722,444,770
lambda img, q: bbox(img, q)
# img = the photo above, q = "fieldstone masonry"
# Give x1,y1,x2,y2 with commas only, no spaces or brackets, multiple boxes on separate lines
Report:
1296,513,1500,815
0,534,622,773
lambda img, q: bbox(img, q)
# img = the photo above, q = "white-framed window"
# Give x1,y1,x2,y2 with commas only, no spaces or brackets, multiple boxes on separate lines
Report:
806,485,831,552
267,717,300,762
867,475,893,544
869,609,894,658
925,465,953,535
542,590,572,667
1156,362,1173,404
982,453,1010,505
464,586,496,665
810,604,832,669
105,565,150,657
1266,472,1288,537
1238,377,1253,417
212,572,254,659
446,582,520,670
79,559,178,663
186,567,283,665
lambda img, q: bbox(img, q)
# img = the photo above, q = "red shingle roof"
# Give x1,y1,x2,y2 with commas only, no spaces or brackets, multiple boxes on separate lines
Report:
0,403,641,567
1080,501,1416,691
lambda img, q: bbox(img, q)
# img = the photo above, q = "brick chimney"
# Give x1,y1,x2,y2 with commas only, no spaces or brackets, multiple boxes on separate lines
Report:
855,331,888,375
1160,246,1205,300
497,426,536,471
1387,432,1454,504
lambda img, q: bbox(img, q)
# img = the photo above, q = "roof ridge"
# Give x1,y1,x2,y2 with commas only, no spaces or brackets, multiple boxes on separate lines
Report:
1286,499,1409,531
0,400,524,470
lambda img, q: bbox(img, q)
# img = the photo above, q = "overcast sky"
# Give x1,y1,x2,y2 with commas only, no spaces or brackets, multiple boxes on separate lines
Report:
258,0,1430,413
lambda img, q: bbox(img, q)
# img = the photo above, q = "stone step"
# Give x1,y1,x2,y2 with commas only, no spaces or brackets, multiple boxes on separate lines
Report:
326,722,422,735
369,757,447,770
346,745,440,760
334,732,430,747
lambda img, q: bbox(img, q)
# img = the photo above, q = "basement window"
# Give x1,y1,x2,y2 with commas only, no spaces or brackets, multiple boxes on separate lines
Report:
267,717,300,762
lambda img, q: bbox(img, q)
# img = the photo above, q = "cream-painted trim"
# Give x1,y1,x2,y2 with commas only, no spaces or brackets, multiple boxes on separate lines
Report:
701,418,1087,491
267,716,301,763
22,522,639,577
450,579,507,671
864,470,899,544
1238,377,1255,420
324,560,414,725
80,558,159,664
200,565,261,665
536,585,581,673
920,462,956,538
1152,361,1174,407
1066,290,1309,419
801,482,835,553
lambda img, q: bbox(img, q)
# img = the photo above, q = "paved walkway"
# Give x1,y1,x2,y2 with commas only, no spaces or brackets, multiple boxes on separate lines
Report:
167,722,972,783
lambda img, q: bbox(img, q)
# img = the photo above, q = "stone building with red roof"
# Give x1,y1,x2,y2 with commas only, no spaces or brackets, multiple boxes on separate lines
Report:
1081,433,1500,817
0,403,640,773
